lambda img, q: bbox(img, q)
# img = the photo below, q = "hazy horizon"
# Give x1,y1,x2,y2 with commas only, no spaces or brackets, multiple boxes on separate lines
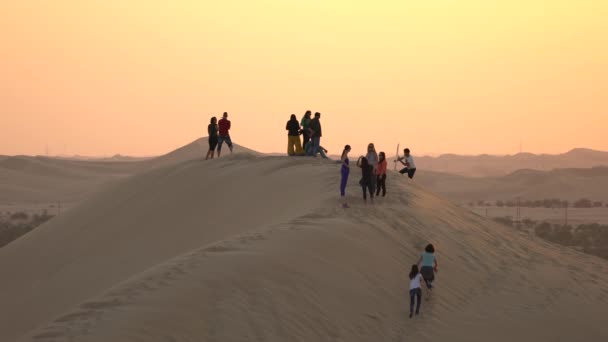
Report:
2,0,607,156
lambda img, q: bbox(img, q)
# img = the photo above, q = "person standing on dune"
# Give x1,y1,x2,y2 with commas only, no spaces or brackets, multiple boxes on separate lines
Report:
205,116,218,160
217,112,233,157
300,110,312,150
357,156,374,204
366,143,379,193
286,114,305,156
376,152,388,197
340,145,352,208
308,112,322,156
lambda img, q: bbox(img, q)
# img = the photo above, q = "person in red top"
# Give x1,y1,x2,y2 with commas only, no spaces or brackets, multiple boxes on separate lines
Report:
375,152,388,197
217,112,233,157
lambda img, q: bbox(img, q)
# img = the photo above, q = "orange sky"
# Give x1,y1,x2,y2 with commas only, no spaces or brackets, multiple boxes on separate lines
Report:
2,0,607,157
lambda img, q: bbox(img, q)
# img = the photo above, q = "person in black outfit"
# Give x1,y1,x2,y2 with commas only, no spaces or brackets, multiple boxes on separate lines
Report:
286,114,304,156
206,116,218,160
357,156,374,203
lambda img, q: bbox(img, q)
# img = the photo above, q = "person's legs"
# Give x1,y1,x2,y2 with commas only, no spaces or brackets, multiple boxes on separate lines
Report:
216,137,224,157
319,148,328,159
375,175,381,196
409,289,416,317
340,170,349,196
287,137,295,156
399,167,409,175
311,136,320,156
381,174,386,196
415,288,422,314
225,136,234,153
361,184,367,200
302,132,310,150
295,136,304,155
408,168,417,179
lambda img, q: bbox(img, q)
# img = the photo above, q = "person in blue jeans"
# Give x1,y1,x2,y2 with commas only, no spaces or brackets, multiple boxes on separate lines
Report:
340,145,351,208
408,264,424,318
417,244,438,291
308,112,322,156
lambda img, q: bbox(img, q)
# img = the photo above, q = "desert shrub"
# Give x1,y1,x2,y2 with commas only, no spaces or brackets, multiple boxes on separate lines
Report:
10,212,29,221
573,198,593,208
494,216,514,227
496,200,504,207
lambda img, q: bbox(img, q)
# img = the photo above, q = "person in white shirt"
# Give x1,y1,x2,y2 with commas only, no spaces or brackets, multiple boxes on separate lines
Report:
408,264,424,318
397,148,417,179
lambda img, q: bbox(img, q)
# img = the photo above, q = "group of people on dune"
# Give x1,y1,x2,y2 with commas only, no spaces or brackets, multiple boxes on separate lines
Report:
204,111,434,318
286,110,327,158
339,144,416,208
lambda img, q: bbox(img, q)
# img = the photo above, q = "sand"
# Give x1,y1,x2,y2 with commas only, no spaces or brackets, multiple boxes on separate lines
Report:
1,149,608,341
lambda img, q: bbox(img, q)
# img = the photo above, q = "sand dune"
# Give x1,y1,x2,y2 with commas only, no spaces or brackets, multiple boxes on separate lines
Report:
1,153,607,341
0,137,254,207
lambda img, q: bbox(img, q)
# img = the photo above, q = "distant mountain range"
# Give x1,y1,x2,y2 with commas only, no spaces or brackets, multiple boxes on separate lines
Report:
416,166,608,203
415,148,608,177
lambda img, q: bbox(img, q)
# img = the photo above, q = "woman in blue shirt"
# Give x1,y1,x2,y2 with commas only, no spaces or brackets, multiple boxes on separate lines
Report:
417,244,438,290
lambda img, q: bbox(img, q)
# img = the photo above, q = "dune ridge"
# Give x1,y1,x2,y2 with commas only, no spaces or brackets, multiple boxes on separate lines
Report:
1,154,607,341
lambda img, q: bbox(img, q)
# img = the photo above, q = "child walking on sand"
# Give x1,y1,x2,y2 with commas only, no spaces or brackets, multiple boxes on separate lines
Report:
409,264,424,318
340,145,351,208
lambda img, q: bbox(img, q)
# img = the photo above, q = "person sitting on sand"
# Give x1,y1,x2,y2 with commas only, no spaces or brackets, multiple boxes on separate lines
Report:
286,114,305,156
408,264,424,318
417,244,438,290
340,145,351,208
304,140,329,159
217,112,233,157
397,148,416,179
357,156,374,203
375,152,387,197
205,116,218,160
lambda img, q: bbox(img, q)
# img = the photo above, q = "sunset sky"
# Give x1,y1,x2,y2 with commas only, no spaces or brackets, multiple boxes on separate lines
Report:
2,0,607,157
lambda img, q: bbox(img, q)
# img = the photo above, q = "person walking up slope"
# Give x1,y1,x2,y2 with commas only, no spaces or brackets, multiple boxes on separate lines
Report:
286,114,304,156
217,112,234,157
417,244,438,291
376,152,387,196
408,265,424,318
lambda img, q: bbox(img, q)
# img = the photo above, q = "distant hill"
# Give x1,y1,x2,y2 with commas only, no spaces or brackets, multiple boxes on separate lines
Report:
416,166,608,203
0,137,258,205
415,148,608,177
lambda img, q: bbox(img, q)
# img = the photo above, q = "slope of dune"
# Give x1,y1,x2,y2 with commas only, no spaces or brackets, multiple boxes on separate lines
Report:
1,154,607,342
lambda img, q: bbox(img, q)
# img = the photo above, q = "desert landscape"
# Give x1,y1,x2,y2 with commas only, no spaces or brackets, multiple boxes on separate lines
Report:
1,141,608,342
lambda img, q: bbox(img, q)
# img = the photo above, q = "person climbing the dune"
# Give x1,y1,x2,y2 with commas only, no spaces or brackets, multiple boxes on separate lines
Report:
205,116,218,160
300,110,312,150
408,264,425,318
375,152,387,197
417,243,438,291
366,143,379,193
286,114,305,156
217,112,233,157
397,148,416,179
340,145,351,208
357,156,374,204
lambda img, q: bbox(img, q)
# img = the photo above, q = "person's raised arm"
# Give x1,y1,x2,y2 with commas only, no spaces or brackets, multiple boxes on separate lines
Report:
434,258,438,272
